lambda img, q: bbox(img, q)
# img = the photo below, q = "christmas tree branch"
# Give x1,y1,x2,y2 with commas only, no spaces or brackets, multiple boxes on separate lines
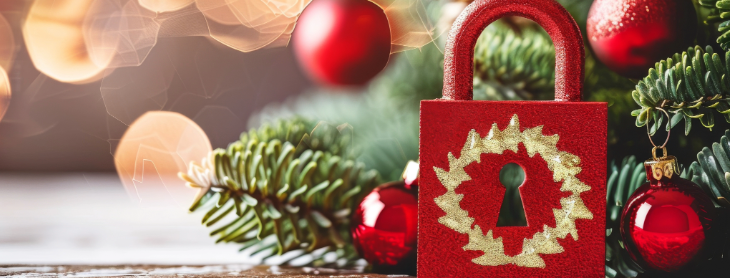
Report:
631,45,730,135
686,129,730,207
179,118,379,264
701,0,730,50
473,21,556,100
605,156,645,278
681,129,730,261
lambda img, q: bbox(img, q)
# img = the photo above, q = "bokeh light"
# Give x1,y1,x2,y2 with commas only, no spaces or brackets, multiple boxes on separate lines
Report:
195,0,311,52
24,0,109,84
0,12,15,71
372,0,439,53
139,0,195,13
84,0,160,69
0,67,9,122
114,111,212,208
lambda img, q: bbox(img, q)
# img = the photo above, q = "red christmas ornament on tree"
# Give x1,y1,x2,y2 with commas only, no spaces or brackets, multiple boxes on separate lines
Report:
621,148,718,273
587,0,697,78
351,180,418,275
293,0,391,86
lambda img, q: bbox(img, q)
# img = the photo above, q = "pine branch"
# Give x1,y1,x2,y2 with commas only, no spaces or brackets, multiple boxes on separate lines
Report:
686,129,730,207
473,21,556,100
605,156,646,278
252,93,419,182
681,129,730,261
701,0,730,50
179,117,380,265
631,45,730,135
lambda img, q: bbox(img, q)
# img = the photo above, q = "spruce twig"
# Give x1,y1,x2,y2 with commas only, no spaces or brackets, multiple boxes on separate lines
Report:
686,129,730,207
473,21,556,100
685,129,730,261
701,0,730,50
179,118,380,265
631,45,730,135
605,156,646,278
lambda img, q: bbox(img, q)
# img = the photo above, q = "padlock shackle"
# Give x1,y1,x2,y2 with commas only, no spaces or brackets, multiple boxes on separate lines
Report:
442,0,584,101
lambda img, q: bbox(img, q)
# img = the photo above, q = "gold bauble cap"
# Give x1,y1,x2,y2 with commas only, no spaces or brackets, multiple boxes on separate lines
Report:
644,146,678,181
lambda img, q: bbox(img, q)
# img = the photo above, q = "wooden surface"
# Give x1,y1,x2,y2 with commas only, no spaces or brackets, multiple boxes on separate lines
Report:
0,264,410,277
0,173,255,265
0,173,415,276
0,173,415,278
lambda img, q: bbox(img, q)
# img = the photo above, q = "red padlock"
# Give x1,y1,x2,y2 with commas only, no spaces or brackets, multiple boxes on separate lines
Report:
418,0,606,277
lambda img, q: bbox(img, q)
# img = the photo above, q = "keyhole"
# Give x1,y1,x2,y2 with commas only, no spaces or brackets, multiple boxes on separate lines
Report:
496,163,528,227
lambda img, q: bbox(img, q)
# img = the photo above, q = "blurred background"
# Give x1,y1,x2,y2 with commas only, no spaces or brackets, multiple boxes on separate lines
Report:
0,5,310,171
0,0,313,265
1,0,727,269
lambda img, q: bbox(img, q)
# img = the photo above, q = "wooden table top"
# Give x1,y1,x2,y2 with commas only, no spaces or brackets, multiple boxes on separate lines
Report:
0,173,415,277
0,264,411,277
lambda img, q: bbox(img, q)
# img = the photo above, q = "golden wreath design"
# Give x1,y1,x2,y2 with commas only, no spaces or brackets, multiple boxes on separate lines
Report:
433,114,593,268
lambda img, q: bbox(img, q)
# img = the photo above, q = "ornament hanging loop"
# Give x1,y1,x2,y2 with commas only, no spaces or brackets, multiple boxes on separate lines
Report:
646,108,671,149
652,146,668,160
645,108,677,180
647,145,676,180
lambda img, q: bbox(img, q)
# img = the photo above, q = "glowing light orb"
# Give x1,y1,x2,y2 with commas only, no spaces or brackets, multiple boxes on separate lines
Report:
139,0,195,13
0,13,15,71
0,67,9,122
24,0,109,84
114,111,212,208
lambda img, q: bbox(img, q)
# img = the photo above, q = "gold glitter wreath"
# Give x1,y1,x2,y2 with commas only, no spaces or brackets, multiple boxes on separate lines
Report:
433,114,593,268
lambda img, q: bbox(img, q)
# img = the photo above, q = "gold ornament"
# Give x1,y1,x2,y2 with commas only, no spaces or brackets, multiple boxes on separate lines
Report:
647,146,677,180
433,114,593,268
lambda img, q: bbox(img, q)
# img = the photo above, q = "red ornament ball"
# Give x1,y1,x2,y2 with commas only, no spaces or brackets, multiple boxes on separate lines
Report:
587,0,697,78
621,160,718,273
351,181,417,275
293,0,391,86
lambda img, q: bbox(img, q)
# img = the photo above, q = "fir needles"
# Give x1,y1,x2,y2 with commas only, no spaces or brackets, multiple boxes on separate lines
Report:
180,118,379,265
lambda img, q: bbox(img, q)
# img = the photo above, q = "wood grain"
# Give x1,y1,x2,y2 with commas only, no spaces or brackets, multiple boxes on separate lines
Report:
0,264,411,277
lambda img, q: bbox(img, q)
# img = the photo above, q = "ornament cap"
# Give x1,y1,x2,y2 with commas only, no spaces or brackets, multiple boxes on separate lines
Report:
644,146,678,182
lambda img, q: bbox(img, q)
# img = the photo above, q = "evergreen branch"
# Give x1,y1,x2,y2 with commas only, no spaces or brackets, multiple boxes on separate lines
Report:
605,156,646,278
179,118,380,265
701,0,730,50
473,21,556,100
631,45,730,135
683,129,730,262
686,129,730,207
252,93,420,182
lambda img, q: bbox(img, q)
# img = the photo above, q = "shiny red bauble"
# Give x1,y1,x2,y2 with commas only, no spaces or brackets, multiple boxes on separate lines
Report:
621,160,717,273
293,0,391,86
351,181,417,275
587,0,697,78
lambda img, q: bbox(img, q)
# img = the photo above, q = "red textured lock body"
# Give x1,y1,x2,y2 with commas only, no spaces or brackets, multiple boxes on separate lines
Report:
418,0,606,277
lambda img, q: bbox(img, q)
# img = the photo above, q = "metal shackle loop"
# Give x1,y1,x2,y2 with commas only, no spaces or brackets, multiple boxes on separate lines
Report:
442,0,584,101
